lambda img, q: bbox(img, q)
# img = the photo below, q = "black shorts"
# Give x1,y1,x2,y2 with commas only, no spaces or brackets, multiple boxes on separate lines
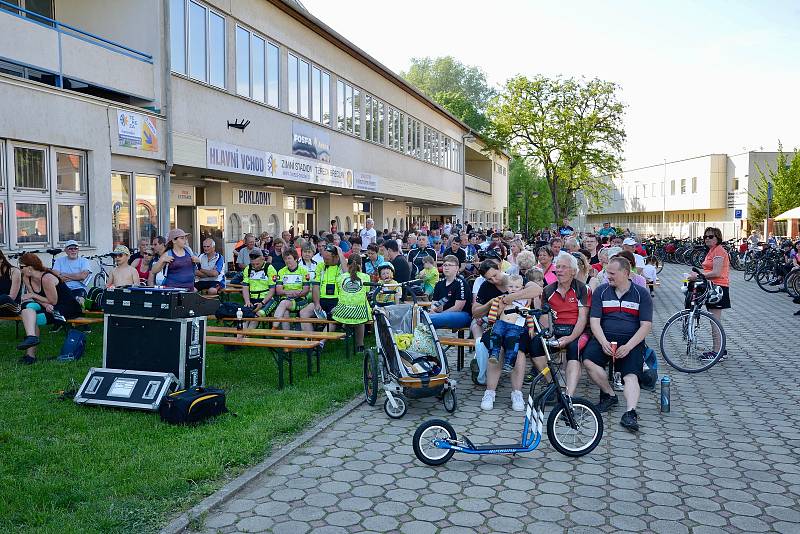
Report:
530,334,582,361
582,334,644,378
320,298,338,319
195,280,222,291
706,285,731,310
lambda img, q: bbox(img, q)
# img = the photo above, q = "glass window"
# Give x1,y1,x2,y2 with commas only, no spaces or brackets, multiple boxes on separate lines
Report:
58,204,85,242
208,11,225,88
298,58,309,118
670,180,675,195
680,178,686,194
235,27,250,97
288,54,298,114
246,213,261,235
16,203,48,244
135,175,159,242
692,176,697,193
228,213,241,241
251,34,265,101
387,109,394,148
337,80,345,130
352,88,360,136
188,1,207,82
364,95,372,141
311,66,321,123
14,146,46,189
266,42,279,107
56,152,83,192
170,0,186,74
321,72,330,126
345,85,353,134
378,102,385,145
0,203,5,245
112,173,131,248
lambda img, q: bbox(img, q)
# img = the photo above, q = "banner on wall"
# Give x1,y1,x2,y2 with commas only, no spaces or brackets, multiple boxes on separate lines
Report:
292,121,331,162
233,188,275,206
117,110,159,152
354,172,380,192
207,140,267,176
265,151,352,189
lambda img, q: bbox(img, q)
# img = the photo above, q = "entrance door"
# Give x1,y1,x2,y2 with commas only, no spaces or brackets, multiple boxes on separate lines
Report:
197,207,226,258
176,206,196,250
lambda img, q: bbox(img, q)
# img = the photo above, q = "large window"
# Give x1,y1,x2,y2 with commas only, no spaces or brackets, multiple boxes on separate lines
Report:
289,53,310,118
170,0,225,89
3,143,88,247
111,172,160,249
236,25,280,108
111,173,131,248
136,175,159,243
310,67,331,125
365,94,385,144
337,79,360,135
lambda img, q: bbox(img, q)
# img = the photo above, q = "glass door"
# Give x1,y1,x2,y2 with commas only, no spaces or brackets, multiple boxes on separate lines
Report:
197,206,225,258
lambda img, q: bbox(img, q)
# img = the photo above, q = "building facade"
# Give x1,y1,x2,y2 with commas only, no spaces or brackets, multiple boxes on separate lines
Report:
579,151,783,240
0,0,507,259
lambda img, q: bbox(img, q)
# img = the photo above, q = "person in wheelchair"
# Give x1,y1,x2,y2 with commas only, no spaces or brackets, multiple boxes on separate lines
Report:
528,252,591,397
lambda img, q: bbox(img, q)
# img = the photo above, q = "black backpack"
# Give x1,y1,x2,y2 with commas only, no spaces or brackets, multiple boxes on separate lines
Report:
214,301,257,320
159,387,227,425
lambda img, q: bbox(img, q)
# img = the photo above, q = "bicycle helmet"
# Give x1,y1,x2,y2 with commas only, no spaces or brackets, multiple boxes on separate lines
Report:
706,281,724,305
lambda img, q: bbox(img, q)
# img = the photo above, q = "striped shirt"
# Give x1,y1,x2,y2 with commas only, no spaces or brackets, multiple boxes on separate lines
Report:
590,282,653,337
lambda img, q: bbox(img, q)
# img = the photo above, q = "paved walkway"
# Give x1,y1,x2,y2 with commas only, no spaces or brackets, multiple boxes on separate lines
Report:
188,265,800,534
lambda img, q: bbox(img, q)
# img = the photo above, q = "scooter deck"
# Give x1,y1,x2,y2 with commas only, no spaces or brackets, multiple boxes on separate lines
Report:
469,443,525,451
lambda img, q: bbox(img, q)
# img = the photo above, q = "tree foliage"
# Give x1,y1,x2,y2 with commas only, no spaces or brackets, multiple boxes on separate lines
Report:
507,158,553,232
402,56,494,133
488,76,626,221
750,143,800,226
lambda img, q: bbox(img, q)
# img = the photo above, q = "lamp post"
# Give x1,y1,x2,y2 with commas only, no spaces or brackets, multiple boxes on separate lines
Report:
517,189,540,239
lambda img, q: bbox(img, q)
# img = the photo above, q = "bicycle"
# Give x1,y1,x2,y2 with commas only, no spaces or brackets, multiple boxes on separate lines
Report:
659,267,727,373
9,248,62,267
412,304,603,466
84,254,116,288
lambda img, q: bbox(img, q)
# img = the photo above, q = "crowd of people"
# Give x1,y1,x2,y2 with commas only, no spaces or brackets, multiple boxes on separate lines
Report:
0,216,744,435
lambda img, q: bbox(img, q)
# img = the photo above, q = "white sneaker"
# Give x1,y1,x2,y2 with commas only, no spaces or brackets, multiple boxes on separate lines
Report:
480,390,495,410
511,390,525,412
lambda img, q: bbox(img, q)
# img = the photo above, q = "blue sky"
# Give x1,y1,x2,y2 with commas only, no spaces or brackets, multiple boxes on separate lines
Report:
302,0,800,168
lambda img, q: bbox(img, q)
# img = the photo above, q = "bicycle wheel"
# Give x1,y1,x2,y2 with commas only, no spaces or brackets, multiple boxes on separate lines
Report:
413,419,456,466
744,258,756,281
660,309,725,373
547,397,603,457
363,349,379,406
786,270,800,298
755,267,783,293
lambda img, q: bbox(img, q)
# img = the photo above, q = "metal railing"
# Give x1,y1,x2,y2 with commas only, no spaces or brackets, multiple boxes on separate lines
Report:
0,0,153,91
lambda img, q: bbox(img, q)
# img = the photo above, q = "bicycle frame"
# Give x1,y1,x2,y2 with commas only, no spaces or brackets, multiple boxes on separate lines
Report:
431,311,577,456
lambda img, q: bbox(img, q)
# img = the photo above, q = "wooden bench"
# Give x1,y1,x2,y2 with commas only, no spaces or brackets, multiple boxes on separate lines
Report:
0,315,103,337
440,336,475,371
207,326,346,374
206,335,320,389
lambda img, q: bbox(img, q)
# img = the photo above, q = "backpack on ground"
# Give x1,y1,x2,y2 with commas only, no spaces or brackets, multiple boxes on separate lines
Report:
214,301,257,320
159,387,227,425
84,287,105,312
58,329,87,362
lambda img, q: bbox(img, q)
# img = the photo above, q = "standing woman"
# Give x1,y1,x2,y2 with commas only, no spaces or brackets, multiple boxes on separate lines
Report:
16,252,82,364
0,249,22,316
150,228,200,290
688,226,730,356
331,255,372,353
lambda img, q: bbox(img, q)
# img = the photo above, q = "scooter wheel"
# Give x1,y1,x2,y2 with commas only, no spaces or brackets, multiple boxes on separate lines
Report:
384,394,408,419
413,419,457,466
443,389,457,413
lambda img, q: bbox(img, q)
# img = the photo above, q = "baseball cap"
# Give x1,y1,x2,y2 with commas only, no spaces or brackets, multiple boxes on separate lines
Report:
324,244,338,253
378,262,394,272
113,245,130,256
622,237,637,246
167,228,188,241
64,240,79,249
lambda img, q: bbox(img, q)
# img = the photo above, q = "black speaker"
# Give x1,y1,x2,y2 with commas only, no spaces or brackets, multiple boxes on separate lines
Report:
103,315,206,388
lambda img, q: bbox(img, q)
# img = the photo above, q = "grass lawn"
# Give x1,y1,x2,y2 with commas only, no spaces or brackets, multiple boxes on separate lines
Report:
0,319,363,533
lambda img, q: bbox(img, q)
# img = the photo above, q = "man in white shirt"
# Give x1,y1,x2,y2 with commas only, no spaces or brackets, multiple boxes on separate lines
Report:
52,240,91,298
622,237,646,270
360,218,377,248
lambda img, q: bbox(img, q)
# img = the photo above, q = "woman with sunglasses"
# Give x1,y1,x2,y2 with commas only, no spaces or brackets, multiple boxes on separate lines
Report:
16,252,82,364
131,247,153,285
687,226,731,355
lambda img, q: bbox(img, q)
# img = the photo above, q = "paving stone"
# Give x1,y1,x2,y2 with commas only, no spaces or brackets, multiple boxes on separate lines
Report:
361,515,400,532
235,516,272,532
486,516,524,532
325,511,362,527
252,501,290,516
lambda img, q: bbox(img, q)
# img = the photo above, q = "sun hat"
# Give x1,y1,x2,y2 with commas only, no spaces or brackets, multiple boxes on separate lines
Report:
167,228,188,241
622,237,637,246
113,245,130,256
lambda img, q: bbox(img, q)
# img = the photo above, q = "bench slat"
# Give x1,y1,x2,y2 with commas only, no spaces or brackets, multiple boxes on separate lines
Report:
207,327,345,340
206,336,319,350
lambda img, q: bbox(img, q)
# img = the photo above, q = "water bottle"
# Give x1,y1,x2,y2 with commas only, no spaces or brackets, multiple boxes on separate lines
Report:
236,307,243,331
660,376,671,413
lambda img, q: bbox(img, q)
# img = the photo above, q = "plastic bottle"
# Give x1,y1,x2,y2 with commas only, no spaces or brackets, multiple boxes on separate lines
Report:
660,376,671,413
610,342,623,391
236,307,243,331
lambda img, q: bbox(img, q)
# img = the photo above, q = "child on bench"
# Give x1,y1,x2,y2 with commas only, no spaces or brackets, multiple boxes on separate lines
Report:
488,274,530,373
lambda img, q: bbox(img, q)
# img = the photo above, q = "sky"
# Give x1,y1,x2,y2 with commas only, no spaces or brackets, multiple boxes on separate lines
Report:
301,0,800,169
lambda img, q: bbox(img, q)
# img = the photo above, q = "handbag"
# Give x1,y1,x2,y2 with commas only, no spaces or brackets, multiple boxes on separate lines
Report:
159,387,227,425
57,329,87,362
552,324,574,338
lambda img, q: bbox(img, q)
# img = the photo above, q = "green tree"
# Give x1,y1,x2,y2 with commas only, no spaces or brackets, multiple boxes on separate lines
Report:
401,56,494,132
507,158,553,233
488,76,626,221
750,143,800,225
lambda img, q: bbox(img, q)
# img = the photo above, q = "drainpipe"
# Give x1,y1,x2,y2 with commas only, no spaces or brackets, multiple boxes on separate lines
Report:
162,0,174,235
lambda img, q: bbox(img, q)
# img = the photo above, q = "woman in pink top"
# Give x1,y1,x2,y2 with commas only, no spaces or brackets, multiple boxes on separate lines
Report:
688,226,730,354
536,246,558,285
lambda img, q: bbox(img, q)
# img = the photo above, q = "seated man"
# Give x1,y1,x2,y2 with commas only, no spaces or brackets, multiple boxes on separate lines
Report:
272,249,311,331
52,240,91,299
195,238,226,295
582,256,652,432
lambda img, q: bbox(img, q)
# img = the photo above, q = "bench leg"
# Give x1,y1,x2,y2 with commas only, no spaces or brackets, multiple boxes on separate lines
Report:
306,348,313,377
271,349,285,390
315,346,321,374
287,351,294,386
456,330,465,371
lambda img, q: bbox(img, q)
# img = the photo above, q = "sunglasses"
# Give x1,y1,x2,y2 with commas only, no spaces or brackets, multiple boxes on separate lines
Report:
704,235,715,239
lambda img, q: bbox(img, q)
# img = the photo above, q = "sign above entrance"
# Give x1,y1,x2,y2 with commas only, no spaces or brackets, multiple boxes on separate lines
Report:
265,152,352,189
233,188,275,207
354,172,380,192
171,185,195,206
207,140,267,176
292,121,331,162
